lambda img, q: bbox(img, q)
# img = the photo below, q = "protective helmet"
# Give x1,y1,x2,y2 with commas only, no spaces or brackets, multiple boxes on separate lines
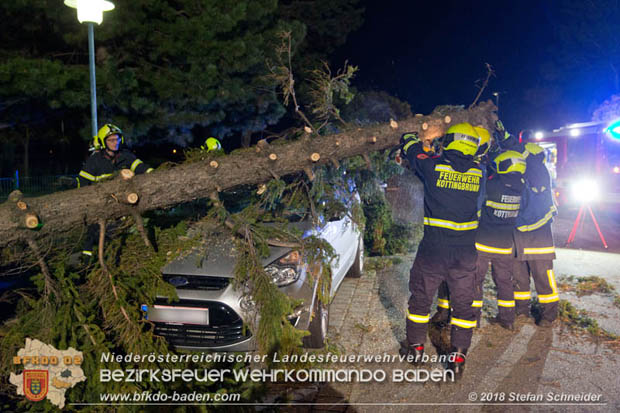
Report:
201,137,222,152
96,124,124,150
474,126,491,159
442,122,480,156
493,150,526,175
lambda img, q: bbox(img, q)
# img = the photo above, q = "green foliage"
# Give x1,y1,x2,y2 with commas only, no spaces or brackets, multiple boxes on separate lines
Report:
558,300,618,341
307,62,358,129
0,0,364,153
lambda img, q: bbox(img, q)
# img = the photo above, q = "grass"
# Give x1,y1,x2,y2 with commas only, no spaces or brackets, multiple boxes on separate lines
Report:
558,300,619,342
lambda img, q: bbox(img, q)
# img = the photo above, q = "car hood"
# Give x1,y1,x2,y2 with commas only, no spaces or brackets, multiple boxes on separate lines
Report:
161,221,314,278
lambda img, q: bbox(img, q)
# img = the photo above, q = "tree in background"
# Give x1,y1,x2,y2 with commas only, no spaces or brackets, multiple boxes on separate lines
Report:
0,0,365,176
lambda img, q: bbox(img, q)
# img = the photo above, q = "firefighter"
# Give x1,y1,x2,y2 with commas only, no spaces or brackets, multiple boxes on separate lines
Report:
494,121,559,327
400,122,482,379
431,125,492,326
474,150,527,330
76,124,153,258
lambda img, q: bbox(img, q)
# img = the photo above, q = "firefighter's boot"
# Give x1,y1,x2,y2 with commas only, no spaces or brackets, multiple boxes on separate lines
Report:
446,347,467,381
431,307,450,325
400,342,425,366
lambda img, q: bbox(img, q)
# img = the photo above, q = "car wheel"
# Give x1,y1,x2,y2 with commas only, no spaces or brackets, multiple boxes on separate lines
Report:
346,236,364,278
303,296,330,348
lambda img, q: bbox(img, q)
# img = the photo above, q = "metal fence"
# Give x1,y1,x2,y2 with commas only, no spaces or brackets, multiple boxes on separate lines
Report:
0,172,77,200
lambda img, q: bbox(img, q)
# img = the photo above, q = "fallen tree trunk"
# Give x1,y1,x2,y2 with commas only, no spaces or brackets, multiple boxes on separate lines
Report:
0,101,497,249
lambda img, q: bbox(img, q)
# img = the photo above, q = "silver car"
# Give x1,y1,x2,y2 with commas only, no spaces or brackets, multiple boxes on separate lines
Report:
144,181,364,351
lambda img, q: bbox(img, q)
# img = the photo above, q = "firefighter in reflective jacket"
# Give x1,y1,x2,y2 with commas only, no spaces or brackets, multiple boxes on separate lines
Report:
400,122,482,379
475,150,527,330
495,122,559,326
432,125,492,325
76,124,153,258
77,124,153,188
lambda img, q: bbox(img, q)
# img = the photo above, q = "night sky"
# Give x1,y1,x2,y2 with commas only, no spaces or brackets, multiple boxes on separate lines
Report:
333,0,613,133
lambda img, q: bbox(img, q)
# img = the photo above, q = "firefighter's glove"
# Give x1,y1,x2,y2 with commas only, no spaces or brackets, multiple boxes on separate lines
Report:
400,132,420,154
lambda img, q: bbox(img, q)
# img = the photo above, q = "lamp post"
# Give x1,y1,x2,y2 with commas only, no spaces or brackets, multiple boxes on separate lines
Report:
64,0,115,140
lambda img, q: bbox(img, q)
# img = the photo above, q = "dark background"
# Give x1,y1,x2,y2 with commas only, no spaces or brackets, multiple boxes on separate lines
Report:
333,0,615,132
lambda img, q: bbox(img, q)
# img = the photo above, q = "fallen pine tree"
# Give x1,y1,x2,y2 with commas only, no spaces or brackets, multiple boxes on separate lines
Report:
0,100,497,252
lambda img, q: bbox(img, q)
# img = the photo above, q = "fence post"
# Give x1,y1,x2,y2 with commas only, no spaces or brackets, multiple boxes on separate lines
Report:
15,170,19,190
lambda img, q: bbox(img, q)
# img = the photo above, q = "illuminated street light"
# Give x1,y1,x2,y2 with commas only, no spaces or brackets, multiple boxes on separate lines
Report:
569,128,581,137
534,131,544,140
64,0,115,140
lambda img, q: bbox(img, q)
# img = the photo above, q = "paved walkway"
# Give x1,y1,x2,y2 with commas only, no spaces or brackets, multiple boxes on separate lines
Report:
287,255,620,413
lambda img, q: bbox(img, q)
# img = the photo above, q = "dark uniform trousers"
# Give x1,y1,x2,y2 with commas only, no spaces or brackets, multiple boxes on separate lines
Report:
513,224,559,322
407,242,478,349
476,255,517,324
513,259,558,321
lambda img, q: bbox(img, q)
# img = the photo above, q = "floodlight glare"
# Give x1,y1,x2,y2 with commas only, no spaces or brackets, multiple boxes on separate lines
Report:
534,131,544,140
569,128,581,137
571,178,600,203
64,0,114,24
614,166,620,174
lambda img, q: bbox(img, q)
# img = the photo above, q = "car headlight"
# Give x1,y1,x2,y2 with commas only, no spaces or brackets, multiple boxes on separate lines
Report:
265,251,301,287
571,178,600,203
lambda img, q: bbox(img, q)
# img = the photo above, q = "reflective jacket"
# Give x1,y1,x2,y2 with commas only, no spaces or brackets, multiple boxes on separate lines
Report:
475,172,524,256
405,143,482,246
514,143,557,260
77,149,152,187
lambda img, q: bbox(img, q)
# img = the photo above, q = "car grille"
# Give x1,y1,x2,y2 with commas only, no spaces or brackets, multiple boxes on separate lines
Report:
162,274,230,290
153,299,250,347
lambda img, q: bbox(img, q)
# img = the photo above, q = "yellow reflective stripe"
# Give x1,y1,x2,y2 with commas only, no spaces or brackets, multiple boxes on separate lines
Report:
498,300,516,307
82,250,93,256
437,299,450,309
424,217,478,231
523,247,556,255
475,242,513,255
517,206,557,232
435,164,482,177
547,269,557,294
514,291,531,300
79,170,96,181
538,293,559,303
485,200,520,210
472,300,483,308
130,159,143,172
95,173,113,182
451,317,477,328
146,168,154,173
76,177,80,188
407,312,430,323
403,141,416,153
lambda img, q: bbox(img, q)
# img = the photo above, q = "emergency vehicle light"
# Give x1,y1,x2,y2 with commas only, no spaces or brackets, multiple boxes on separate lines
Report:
569,129,581,137
571,178,600,203
534,131,544,140
606,118,620,140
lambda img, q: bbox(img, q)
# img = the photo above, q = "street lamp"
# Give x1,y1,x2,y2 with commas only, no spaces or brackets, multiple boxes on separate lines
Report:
64,0,115,140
